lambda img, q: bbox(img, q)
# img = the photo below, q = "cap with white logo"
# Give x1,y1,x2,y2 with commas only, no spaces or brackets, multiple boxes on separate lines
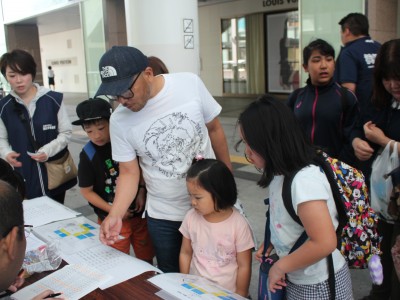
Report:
95,46,149,97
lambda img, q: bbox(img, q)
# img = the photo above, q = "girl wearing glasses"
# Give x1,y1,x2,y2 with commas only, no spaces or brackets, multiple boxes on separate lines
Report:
238,95,352,299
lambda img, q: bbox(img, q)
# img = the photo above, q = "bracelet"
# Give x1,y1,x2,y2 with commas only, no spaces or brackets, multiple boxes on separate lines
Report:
138,184,146,190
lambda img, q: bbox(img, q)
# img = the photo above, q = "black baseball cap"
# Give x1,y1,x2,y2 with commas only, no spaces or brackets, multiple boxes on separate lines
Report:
71,98,112,125
95,46,149,97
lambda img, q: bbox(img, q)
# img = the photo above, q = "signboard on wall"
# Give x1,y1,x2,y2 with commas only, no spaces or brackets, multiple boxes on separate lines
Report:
46,57,77,67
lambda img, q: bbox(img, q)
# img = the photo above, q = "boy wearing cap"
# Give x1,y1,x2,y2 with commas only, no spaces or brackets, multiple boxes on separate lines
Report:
72,98,154,263
95,46,232,273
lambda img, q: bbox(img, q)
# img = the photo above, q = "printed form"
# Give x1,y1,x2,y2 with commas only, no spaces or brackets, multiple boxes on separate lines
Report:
23,196,79,227
11,264,111,300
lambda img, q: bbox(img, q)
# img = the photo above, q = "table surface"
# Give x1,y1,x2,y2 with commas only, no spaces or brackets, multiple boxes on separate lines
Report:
23,262,162,300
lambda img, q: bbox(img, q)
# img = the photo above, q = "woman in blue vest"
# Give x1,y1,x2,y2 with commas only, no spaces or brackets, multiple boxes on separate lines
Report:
0,49,76,203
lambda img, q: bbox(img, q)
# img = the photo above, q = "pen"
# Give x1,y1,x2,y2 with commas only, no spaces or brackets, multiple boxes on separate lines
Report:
17,269,25,278
44,293,62,299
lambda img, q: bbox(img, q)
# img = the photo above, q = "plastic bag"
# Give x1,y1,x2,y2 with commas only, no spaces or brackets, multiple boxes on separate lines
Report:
235,198,258,250
370,141,399,221
392,235,400,281
22,241,62,275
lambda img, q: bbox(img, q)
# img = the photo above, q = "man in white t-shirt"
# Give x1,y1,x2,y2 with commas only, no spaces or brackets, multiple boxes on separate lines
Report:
95,46,232,272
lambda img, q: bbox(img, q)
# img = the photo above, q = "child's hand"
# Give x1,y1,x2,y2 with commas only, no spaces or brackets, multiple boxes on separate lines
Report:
122,210,134,220
133,189,146,213
268,262,287,293
255,242,274,262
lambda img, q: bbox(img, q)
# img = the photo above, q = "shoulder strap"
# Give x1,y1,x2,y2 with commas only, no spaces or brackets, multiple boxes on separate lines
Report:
339,86,350,113
262,198,271,257
282,171,302,226
13,99,39,151
339,86,353,129
83,142,96,161
287,87,304,109
262,197,307,258
312,154,348,230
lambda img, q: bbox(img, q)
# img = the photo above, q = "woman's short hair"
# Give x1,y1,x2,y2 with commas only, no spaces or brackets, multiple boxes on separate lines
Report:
372,39,400,109
0,49,37,80
148,56,169,75
303,39,335,65
186,159,237,211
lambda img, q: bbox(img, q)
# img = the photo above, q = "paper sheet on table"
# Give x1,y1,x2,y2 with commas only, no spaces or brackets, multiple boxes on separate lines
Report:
32,216,102,255
148,273,247,300
23,196,79,227
11,264,111,300
63,243,162,289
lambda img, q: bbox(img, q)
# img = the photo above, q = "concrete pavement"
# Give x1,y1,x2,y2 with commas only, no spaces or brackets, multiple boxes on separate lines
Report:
62,93,371,299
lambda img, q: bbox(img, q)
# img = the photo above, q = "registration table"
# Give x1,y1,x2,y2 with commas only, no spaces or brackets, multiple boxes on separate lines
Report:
17,196,247,300
24,263,162,299
17,196,163,299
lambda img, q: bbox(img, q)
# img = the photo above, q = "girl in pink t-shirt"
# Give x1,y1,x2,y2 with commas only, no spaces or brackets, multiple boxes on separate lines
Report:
179,158,254,297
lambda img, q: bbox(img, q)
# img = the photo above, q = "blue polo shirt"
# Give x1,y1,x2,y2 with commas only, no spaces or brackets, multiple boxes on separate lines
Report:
334,36,381,118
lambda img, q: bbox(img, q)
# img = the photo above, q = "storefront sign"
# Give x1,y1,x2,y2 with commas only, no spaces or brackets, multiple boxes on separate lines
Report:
262,0,298,7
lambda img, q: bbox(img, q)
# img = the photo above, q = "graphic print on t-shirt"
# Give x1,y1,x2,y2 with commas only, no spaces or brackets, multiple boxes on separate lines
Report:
104,158,118,203
143,112,204,178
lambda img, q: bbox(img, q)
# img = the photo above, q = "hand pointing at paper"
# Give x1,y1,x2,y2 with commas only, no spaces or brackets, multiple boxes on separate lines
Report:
100,214,122,245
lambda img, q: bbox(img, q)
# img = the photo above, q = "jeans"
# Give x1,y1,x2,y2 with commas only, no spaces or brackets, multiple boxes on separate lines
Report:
146,214,182,273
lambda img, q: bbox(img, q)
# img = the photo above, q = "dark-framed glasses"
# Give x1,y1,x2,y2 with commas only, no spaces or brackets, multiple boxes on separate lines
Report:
24,225,33,238
1,224,33,239
105,72,142,102
244,150,263,173
244,151,253,164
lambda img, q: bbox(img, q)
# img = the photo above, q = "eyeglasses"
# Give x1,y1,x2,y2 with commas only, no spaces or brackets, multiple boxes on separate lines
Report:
24,225,33,238
244,151,253,164
1,224,33,239
105,72,142,102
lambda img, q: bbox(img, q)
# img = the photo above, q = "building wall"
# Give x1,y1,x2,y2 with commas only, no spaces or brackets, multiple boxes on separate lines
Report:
39,28,88,93
105,0,127,48
1,0,398,96
199,0,297,96
199,0,399,97
125,0,199,74
6,25,43,85
368,0,399,43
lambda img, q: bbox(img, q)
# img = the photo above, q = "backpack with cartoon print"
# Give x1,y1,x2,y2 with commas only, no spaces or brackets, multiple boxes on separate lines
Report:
282,151,382,269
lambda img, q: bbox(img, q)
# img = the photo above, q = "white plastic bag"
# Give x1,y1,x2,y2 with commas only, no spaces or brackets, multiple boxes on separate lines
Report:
370,141,399,221
22,240,62,275
235,198,258,250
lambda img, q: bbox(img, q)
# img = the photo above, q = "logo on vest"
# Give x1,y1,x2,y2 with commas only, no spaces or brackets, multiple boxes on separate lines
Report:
43,124,56,131
100,66,117,79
